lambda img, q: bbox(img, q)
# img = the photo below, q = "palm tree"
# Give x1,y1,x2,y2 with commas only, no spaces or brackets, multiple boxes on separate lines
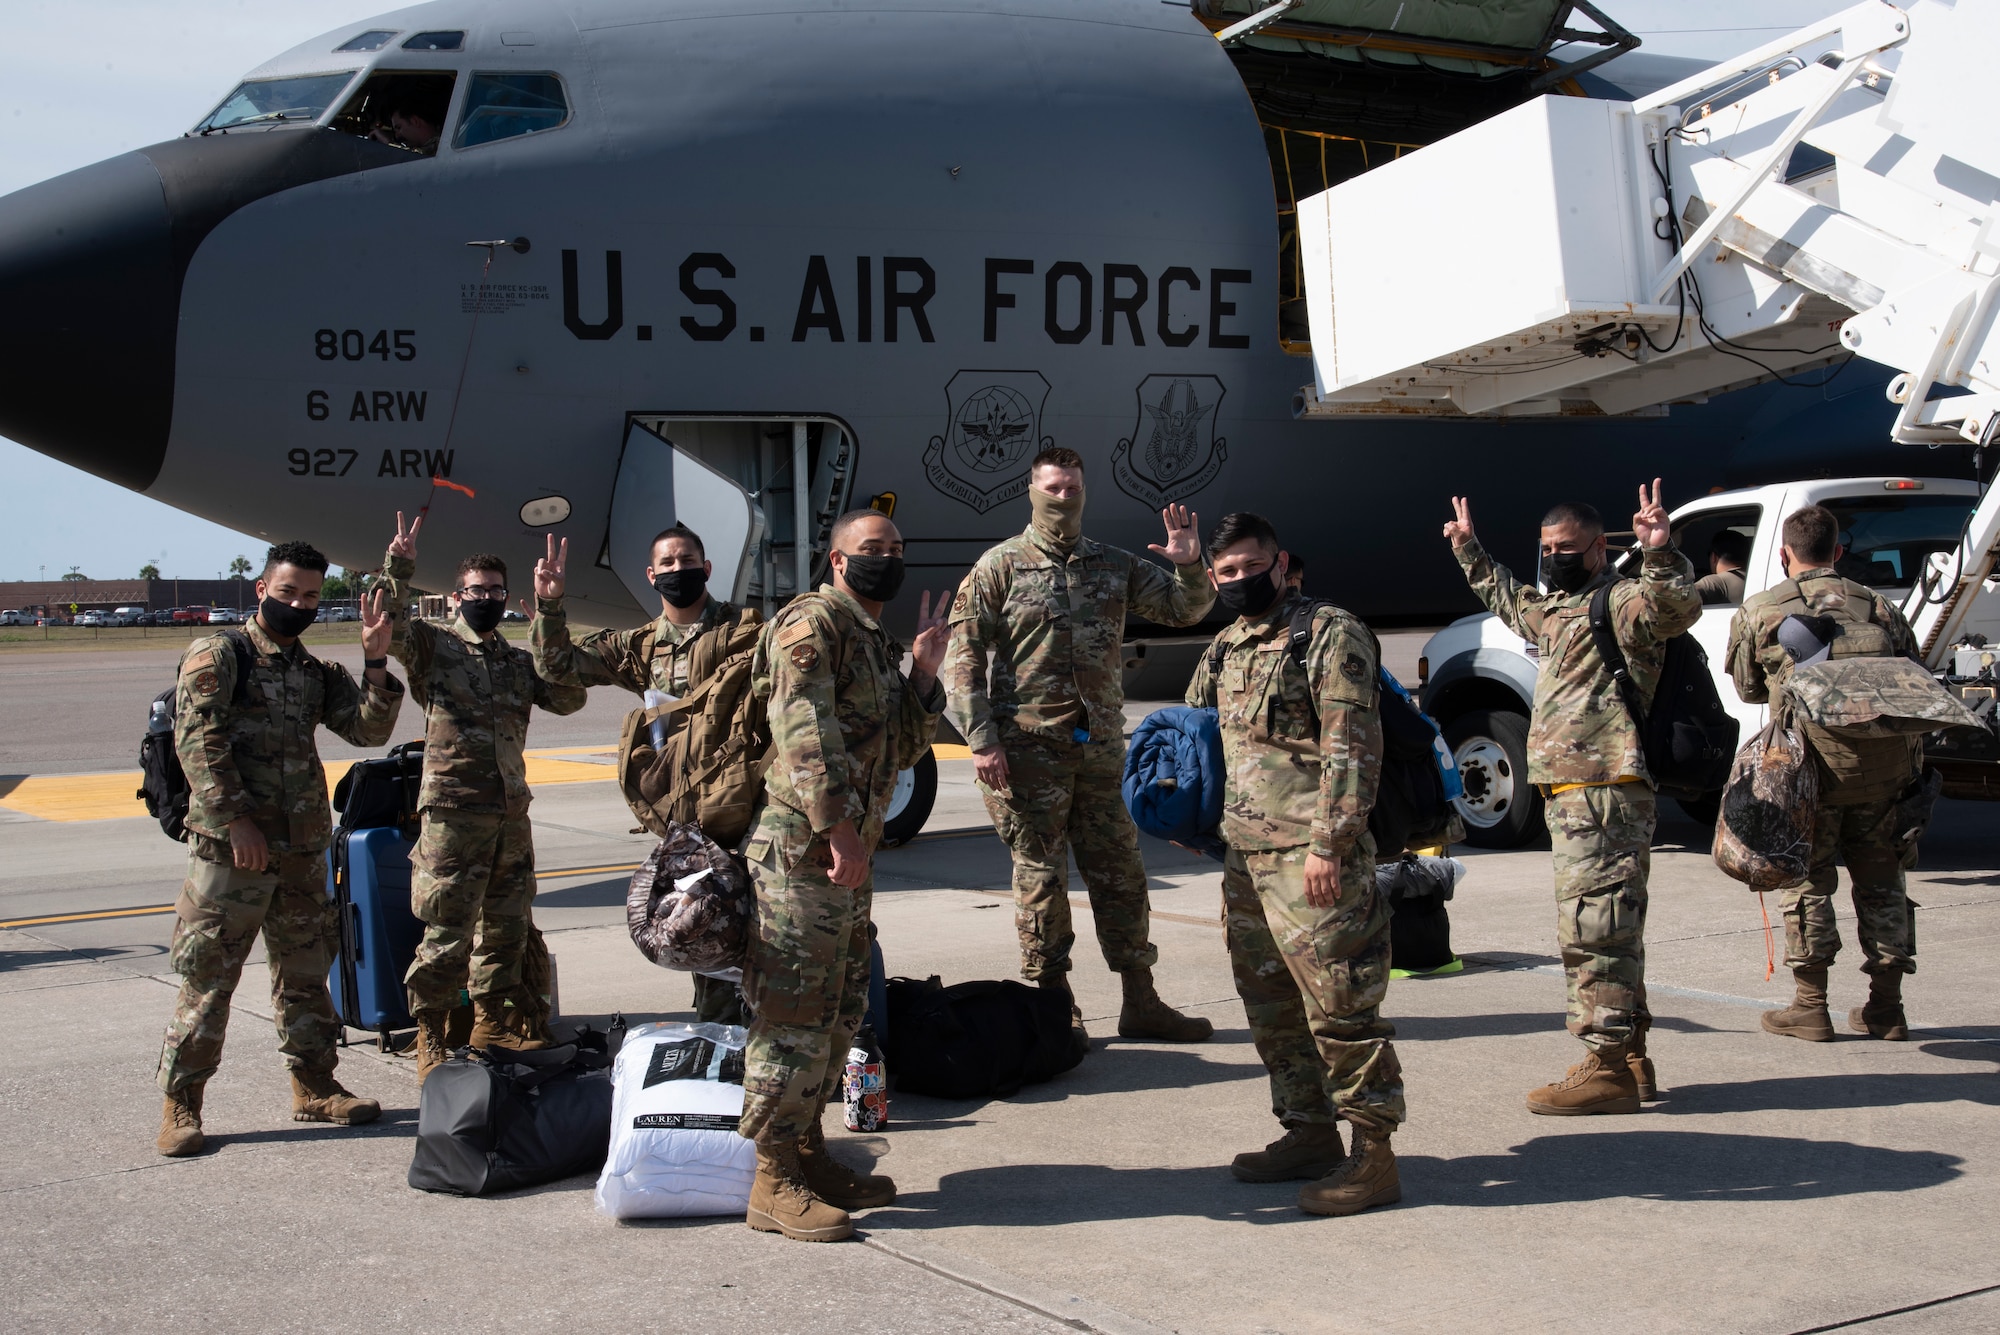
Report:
139,563,161,580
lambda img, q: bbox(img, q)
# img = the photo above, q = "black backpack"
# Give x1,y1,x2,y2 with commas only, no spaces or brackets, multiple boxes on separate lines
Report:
332,739,426,835
1587,583,1739,801
883,976,1086,1100
136,631,254,842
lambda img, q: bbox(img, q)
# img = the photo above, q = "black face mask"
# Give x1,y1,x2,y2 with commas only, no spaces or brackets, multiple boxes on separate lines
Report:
652,567,708,609
259,596,318,639
837,553,906,603
1216,566,1284,619
1541,549,1597,595
460,598,505,634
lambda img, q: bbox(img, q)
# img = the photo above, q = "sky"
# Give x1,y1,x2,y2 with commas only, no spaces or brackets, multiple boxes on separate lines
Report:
0,0,1857,582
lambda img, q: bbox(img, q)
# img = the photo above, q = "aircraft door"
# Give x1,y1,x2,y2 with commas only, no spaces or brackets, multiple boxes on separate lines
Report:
607,420,764,611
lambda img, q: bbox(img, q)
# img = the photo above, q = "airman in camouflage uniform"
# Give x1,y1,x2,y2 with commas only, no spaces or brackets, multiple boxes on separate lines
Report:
1727,503,1923,1043
376,515,587,1079
1187,512,1404,1217
1446,482,1699,1114
155,541,404,1157
532,523,762,1024
942,447,1215,1041
736,509,950,1244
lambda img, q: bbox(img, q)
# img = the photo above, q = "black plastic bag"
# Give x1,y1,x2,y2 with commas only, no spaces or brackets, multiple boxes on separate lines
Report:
883,976,1085,1100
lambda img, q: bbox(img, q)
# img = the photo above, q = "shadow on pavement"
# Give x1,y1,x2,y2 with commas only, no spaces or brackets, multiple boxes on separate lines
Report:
536,877,630,910
1392,1011,1724,1042
1657,1071,2000,1113
0,942,167,973
866,1131,1962,1228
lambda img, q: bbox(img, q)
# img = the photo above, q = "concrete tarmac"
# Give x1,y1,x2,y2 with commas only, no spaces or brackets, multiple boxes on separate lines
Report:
2,638,1997,1334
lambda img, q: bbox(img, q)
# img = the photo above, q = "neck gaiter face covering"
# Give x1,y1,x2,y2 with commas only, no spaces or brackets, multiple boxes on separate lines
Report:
1030,486,1085,549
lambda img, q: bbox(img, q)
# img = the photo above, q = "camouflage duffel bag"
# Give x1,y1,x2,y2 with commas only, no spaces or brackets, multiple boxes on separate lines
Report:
1713,720,1818,889
1785,656,1984,739
626,822,754,974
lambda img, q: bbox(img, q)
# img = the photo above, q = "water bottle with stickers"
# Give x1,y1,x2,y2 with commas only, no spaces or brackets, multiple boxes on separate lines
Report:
842,1025,888,1132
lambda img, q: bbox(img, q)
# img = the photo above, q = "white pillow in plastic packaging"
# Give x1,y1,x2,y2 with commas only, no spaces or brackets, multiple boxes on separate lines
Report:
595,1021,758,1219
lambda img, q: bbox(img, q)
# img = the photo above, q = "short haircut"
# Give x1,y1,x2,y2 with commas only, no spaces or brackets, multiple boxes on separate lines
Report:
1206,511,1279,561
263,541,328,579
457,553,507,582
1031,446,1085,475
651,523,705,561
1709,530,1751,566
830,508,893,549
1288,550,1308,575
1782,504,1840,564
1540,502,1604,537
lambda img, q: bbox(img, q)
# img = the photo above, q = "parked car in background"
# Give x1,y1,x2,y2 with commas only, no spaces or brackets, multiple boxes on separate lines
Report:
323,605,357,623
207,608,242,624
171,607,210,625
0,610,27,626
75,610,110,627
132,611,161,626
109,607,145,626
502,609,528,623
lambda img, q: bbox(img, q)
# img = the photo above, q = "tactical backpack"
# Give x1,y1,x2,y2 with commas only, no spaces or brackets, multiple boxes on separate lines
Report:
616,610,769,848
1587,582,1738,802
136,630,255,841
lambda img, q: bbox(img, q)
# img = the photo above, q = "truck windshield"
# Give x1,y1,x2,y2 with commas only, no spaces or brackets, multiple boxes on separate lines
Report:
1820,493,1974,590
193,72,357,133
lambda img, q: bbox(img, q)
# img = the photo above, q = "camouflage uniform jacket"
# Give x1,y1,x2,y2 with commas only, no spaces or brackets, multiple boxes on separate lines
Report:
383,552,588,814
532,593,761,699
1456,537,1700,787
754,584,944,845
944,525,1215,749
175,616,404,858
1185,593,1383,859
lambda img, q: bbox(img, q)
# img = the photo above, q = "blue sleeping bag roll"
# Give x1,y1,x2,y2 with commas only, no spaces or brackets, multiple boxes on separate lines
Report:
1123,706,1227,860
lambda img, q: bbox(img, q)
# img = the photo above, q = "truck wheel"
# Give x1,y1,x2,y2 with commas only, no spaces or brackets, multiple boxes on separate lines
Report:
1444,709,1541,850
879,750,939,848
1676,791,1721,827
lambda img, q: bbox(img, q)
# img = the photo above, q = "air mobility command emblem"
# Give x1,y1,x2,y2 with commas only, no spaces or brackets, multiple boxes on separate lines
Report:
1112,374,1228,509
923,369,1055,514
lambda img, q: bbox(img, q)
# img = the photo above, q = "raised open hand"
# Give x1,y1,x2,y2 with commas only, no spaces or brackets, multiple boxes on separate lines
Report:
360,585,393,659
1443,496,1476,549
534,534,567,600
387,510,422,560
1148,504,1201,566
910,587,952,679
1633,478,1671,550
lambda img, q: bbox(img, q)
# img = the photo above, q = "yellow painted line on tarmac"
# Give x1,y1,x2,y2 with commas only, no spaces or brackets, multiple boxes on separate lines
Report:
931,743,972,759
536,862,640,881
0,904,176,929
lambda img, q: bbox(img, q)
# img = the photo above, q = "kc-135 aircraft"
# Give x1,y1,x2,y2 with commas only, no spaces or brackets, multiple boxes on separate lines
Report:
0,0,1914,635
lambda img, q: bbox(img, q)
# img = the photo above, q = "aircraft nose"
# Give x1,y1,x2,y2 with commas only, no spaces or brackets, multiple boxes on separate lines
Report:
0,151,179,491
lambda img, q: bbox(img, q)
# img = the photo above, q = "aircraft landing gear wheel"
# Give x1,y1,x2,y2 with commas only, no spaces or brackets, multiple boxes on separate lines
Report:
1444,709,1540,850
879,750,939,848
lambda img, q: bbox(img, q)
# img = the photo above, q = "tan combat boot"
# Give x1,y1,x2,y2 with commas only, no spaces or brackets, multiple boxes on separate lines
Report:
798,1120,897,1209
1526,1046,1642,1116
470,995,551,1051
1849,971,1910,1041
412,1007,453,1088
1762,967,1835,1043
443,1001,474,1049
1039,975,1089,1044
1627,1015,1659,1100
1117,967,1214,1043
156,1085,205,1158
746,1140,854,1242
290,1068,381,1125
1231,1122,1345,1183
1297,1129,1401,1217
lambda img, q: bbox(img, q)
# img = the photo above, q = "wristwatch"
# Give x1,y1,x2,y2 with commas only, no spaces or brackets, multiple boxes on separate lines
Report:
364,656,387,670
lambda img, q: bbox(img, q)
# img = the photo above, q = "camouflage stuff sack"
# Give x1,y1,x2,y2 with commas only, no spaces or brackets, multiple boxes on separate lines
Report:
1785,656,1983,739
625,823,754,975
1713,720,1818,889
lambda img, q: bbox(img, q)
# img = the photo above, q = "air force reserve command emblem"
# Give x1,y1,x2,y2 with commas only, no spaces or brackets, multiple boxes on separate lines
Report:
923,370,1055,514
1112,374,1228,509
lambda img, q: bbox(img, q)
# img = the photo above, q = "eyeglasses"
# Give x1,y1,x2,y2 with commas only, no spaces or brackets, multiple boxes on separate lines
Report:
454,586,508,600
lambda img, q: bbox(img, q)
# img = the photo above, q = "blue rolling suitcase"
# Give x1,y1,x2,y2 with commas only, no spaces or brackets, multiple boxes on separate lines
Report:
327,742,426,1048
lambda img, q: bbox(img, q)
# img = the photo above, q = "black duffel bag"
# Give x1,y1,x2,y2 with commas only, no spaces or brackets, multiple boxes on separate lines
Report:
883,976,1085,1100
334,740,425,835
408,1023,621,1196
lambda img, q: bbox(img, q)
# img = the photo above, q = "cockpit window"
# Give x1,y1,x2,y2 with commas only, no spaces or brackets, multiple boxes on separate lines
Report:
192,72,357,134
335,30,398,52
403,30,465,51
330,71,458,156
454,74,569,149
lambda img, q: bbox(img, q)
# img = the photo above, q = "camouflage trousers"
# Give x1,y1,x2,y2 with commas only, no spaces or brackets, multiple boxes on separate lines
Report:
1781,796,1916,976
736,805,872,1144
1545,782,1655,1051
404,806,537,1014
977,729,1158,981
157,847,342,1094
1222,842,1404,1140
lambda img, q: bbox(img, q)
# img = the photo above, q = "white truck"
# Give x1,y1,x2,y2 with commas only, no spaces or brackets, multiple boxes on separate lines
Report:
1418,475,1999,846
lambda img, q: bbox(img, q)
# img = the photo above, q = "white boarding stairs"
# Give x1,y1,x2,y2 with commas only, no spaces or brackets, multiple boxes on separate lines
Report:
1294,0,1999,668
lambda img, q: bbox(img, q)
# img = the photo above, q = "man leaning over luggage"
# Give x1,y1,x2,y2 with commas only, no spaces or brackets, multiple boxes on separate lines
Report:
1444,481,1699,1114
942,445,1215,1043
1187,512,1405,1216
375,513,588,1084
529,521,761,1025
155,541,405,1157
738,508,950,1243
1727,503,1925,1044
